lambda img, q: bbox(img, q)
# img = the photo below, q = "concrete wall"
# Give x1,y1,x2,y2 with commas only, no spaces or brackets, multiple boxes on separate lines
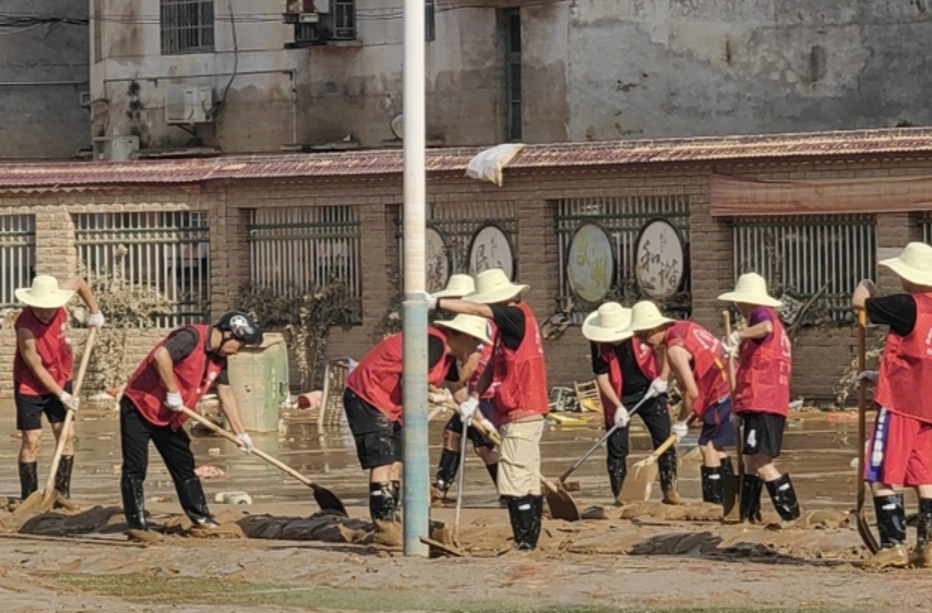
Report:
0,0,90,159
2,153,930,401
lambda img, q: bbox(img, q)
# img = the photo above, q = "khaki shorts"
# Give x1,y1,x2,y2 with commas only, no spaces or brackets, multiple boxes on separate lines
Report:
497,416,544,497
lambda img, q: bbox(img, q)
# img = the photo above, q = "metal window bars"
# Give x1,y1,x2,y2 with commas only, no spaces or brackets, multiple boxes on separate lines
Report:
0,215,36,309
160,0,215,55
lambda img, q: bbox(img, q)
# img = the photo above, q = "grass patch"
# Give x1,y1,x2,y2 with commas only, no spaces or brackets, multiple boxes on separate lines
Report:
47,573,868,613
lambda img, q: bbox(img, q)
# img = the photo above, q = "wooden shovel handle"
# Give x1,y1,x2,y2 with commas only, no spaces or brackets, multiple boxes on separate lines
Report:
722,311,737,393
44,326,98,496
181,407,315,488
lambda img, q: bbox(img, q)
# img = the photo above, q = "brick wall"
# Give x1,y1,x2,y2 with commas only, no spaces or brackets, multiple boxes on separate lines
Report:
3,156,932,403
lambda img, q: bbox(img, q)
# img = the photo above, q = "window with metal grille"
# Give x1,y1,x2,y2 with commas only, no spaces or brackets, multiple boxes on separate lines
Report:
0,215,36,309
733,215,876,324
247,207,361,322
93,0,103,62
556,196,691,321
160,0,215,55
503,8,521,141
921,214,932,244
426,0,436,41
75,212,211,326
293,0,356,43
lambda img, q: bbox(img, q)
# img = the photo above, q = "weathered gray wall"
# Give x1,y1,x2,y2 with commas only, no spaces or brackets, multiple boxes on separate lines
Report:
568,0,932,140
0,0,90,159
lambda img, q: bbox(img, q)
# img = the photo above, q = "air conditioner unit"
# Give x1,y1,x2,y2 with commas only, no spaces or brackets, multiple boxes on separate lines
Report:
283,0,330,23
166,85,214,124
92,135,140,161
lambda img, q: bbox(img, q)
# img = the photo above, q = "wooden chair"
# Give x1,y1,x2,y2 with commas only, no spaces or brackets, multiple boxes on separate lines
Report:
316,358,350,429
573,379,604,413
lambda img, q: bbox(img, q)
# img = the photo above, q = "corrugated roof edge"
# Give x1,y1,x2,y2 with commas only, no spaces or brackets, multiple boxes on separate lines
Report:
2,127,932,190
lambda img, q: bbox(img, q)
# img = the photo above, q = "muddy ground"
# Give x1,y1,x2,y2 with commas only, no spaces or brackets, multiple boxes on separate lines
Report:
0,405,928,613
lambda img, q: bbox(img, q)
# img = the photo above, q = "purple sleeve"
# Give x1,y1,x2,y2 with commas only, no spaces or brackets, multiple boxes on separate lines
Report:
749,307,774,344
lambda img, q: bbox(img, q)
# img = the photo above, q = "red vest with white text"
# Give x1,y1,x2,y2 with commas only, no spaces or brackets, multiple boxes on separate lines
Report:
733,307,792,417
664,321,730,418
597,338,658,427
491,303,550,426
471,320,499,400
875,294,932,424
346,328,454,423
14,307,73,396
124,325,226,430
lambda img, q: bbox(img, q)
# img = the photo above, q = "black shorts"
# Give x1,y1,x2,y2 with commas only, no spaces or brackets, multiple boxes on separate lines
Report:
443,399,495,449
739,412,785,458
343,388,403,470
15,381,72,431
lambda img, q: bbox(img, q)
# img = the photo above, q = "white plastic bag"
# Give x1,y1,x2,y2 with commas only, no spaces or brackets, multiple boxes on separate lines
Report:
465,143,526,187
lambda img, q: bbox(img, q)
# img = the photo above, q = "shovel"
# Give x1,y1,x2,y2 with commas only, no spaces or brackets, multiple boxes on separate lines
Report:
468,416,581,522
855,310,880,554
621,415,696,504
17,327,98,518
558,390,656,485
181,407,347,516
721,311,741,521
452,408,470,544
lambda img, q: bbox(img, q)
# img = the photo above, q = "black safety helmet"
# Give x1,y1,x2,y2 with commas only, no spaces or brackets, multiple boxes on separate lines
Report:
216,310,263,346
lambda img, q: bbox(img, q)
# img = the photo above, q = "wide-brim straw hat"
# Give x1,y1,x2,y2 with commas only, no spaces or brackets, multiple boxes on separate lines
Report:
465,268,529,304
625,300,675,332
880,242,932,287
15,275,74,309
431,274,475,299
582,302,634,343
717,272,782,308
436,314,494,346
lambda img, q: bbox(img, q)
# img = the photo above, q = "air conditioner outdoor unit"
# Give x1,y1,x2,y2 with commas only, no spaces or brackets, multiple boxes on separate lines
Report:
92,135,140,161
283,0,330,23
166,85,214,124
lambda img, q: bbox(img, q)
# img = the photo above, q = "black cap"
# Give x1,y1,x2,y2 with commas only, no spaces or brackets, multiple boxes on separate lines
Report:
216,310,263,346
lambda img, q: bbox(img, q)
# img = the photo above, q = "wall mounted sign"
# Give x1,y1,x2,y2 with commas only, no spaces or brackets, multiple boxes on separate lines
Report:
425,225,452,293
469,223,515,280
565,222,615,306
634,218,687,300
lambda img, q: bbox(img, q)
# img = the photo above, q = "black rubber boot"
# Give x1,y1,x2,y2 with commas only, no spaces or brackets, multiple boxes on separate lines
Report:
739,474,763,523
485,462,499,485
874,494,907,548
433,449,460,497
607,460,627,501
701,466,725,504
658,453,683,505
391,480,402,523
176,477,219,528
911,498,932,567
54,455,74,499
120,476,148,531
18,461,38,501
507,495,542,552
369,482,396,523
765,473,801,522
721,456,735,479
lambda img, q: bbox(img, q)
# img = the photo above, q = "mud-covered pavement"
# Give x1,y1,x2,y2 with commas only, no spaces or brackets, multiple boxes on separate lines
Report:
0,405,929,613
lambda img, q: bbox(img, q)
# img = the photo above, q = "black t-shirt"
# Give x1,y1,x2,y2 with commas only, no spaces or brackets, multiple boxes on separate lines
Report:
427,335,460,382
489,304,525,350
866,294,916,337
163,326,229,386
589,340,651,405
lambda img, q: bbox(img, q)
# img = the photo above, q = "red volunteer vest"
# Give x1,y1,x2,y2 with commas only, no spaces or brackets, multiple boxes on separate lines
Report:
491,303,550,426
471,320,498,400
596,338,658,427
13,307,73,396
664,321,730,418
123,325,226,430
875,294,932,423
346,328,454,424
733,307,791,417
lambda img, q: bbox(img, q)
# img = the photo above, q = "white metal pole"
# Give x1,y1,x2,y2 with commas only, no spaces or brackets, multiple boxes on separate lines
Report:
401,0,429,557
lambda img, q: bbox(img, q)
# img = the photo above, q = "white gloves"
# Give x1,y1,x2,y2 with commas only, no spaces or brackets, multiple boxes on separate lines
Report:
59,391,79,412
236,432,254,454
613,406,630,428
428,388,454,406
164,391,184,412
87,311,105,329
672,420,689,441
648,378,668,396
423,292,438,310
856,370,879,384
722,331,741,358
459,396,479,423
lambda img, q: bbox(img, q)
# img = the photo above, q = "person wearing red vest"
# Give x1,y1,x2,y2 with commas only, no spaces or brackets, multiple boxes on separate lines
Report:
343,314,492,532
719,273,799,524
628,300,737,505
428,275,501,501
853,242,932,568
430,268,550,553
14,274,104,502
120,311,262,531
582,302,681,505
